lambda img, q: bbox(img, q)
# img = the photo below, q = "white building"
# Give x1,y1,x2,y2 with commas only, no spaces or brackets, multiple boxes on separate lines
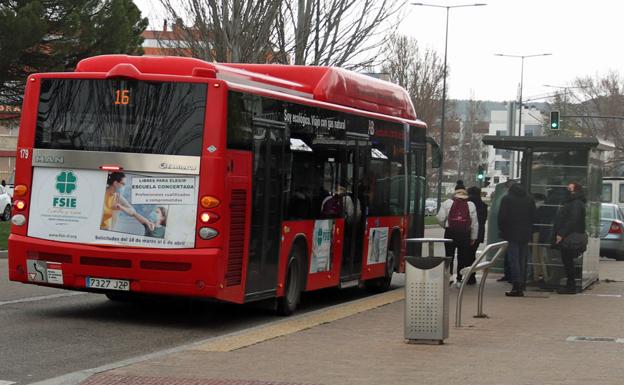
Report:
486,103,543,191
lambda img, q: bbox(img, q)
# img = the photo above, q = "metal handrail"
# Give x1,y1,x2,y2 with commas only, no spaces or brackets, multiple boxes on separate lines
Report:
455,241,509,327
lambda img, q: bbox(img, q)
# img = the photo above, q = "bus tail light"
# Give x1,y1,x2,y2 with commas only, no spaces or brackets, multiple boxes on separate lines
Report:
200,212,220,224
11,214,26,226
14,185,28,197
199,227,218,240
14,200,26,211
200,196,220,209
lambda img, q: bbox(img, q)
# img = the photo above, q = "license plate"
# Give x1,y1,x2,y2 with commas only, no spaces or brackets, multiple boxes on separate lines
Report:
86,277,130,291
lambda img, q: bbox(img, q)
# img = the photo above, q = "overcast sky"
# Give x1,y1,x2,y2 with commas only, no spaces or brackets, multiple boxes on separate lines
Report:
135,0,623,102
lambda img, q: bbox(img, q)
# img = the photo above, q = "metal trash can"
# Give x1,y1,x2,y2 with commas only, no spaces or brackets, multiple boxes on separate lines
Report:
404,256,449,344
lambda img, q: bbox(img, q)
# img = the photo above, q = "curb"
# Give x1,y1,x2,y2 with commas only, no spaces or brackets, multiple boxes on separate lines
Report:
0,250,6,258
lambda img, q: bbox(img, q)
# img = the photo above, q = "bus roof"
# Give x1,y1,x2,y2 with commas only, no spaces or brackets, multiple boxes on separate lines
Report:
75,55,417,121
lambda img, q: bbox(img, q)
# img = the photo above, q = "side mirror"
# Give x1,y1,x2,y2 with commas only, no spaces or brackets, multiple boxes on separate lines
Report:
426,136,442,168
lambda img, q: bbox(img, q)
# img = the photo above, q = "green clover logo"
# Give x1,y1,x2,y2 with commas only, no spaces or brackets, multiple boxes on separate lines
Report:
55,171,77,194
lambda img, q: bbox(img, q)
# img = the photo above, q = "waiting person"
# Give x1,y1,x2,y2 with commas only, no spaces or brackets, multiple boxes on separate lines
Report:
498,182,536,297
495,179,516,282
1,179,5,187
552,182,587,294
436,186,478,286
467,186,488,285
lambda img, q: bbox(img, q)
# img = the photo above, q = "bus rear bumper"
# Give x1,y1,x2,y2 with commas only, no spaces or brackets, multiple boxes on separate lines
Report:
8,234,226,299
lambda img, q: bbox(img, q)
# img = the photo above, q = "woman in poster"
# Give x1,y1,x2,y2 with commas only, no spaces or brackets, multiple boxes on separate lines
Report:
101,172,155,232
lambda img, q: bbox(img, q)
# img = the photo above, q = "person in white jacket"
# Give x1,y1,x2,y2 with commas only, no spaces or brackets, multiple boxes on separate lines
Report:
436,187,478,285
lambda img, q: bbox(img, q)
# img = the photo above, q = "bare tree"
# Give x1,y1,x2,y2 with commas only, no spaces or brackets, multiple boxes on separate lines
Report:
551,71,624,172
157,0,404,68
381,33,446,194
274,0,406,69
457,94,487,182
158,0,282,63
382,33,445,127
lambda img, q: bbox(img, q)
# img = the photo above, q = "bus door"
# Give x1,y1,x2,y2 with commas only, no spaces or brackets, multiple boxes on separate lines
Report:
245,118,287,299
340,137,370,282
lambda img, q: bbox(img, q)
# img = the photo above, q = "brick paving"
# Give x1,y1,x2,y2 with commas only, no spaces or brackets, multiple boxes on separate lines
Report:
70,258,624,385
80,374,319,385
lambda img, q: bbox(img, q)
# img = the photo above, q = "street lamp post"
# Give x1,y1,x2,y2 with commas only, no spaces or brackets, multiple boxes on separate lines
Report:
495,53,551,178
413,2,486,209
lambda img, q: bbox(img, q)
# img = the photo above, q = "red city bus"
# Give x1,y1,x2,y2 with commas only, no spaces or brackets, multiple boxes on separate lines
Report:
8,55,431,315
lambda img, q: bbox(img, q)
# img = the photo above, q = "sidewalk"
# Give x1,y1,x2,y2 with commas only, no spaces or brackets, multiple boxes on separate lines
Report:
55,259,624,385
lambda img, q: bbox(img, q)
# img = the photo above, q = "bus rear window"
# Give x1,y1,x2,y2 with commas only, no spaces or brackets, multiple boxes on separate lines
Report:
36,79,207,155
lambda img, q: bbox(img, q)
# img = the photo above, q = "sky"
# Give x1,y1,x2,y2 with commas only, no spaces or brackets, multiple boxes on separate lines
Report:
135,0,623,102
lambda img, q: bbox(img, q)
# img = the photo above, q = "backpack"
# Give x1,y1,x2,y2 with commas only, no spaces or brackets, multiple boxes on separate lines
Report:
322,194,344,217
447,199,471,233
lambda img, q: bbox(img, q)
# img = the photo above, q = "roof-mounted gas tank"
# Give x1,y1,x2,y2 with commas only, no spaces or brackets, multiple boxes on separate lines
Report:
76,55,417,120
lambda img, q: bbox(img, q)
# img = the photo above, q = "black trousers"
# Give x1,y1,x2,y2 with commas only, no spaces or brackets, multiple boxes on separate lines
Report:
560,247,580,288
444,229,471,281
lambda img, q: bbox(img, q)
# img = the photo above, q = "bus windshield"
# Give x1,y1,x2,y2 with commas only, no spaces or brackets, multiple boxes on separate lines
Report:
35,79,207,155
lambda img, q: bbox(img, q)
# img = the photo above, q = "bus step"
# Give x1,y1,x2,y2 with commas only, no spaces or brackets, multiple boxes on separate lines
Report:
339,280,360,289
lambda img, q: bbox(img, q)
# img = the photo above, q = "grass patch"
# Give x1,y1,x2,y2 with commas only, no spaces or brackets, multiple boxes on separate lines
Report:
0,221,9,250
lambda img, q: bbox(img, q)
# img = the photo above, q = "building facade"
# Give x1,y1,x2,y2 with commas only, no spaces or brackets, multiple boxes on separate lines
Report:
0,104,20,183
486,103,544,187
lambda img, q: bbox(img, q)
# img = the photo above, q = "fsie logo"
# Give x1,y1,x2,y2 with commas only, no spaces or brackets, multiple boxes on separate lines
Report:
53,171,77,208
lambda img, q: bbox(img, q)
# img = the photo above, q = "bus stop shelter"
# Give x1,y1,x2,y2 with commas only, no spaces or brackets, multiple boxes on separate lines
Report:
483,135,614,291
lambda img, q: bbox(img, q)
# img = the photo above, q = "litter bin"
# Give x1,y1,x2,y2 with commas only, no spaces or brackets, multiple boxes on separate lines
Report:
404,238,452,344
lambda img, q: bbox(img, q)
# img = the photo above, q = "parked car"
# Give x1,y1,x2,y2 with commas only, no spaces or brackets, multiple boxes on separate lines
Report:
0,185,11,221
600,203,624,260
602,177,624,211
425,198,437,216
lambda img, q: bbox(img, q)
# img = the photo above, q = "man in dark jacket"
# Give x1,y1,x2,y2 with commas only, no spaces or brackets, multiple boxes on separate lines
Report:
498,182,536,297
467,186,488,285
552,182,586,294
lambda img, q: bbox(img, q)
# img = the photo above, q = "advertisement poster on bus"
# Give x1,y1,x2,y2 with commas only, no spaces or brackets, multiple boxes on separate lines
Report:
367,227,388,265
310,219,333,273
28,168,198,248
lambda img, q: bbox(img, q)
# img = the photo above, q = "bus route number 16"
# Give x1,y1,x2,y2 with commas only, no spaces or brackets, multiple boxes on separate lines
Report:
114,89,130,105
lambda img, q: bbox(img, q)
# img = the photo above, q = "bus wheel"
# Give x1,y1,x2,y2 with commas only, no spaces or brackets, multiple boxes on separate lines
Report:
277,248,303,316
365,244,396,293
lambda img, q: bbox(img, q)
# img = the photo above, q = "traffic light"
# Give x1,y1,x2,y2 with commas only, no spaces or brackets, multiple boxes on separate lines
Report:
550,111,560,129
477,165,485,181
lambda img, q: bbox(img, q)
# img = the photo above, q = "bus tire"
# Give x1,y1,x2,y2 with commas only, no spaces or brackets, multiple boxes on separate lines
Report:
277,247,304,316
365,235,398,293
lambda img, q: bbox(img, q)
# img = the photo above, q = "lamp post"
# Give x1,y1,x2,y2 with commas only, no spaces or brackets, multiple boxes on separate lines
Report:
413,2,486,209
495,53,551,178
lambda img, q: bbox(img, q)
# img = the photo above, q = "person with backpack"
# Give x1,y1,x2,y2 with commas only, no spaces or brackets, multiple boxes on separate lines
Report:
498,181,536,297
436,187,478,286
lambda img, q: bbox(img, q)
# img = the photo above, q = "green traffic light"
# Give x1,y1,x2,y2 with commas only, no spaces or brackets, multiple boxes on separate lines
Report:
477,174,484,180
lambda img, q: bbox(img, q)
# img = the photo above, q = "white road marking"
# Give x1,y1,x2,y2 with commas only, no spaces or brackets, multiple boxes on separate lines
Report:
0,292,87,307
0,380,17,385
